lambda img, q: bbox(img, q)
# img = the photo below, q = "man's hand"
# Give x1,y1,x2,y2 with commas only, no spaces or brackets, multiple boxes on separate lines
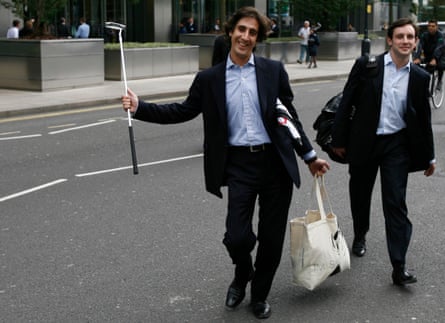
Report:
332,147,346,159
121,88,139,113
308,158,330,176
413,58,421,65
424,163,436,177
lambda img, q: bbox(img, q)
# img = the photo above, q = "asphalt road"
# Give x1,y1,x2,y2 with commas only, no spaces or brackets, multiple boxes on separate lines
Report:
1,80,445,322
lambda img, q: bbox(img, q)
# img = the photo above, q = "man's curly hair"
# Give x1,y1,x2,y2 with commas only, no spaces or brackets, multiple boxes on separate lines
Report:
224,6,269,43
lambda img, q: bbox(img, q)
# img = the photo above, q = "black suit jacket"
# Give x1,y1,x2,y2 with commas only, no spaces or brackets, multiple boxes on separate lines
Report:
134,56,315,197
211,35,229,66
332,53,434,172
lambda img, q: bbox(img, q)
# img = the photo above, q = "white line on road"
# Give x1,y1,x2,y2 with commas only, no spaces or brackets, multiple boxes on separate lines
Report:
48,120,116,135
0,134,42,140
48,123,76,129
76,153,204,177
0,131,21,136
0,179,67,202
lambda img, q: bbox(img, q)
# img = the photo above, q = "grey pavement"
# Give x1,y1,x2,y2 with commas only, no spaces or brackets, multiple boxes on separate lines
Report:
0,60,355,118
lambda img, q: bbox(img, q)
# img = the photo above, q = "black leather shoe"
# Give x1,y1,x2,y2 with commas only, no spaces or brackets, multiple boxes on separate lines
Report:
392,267,417,286
352,237,366,257
251,301,271,319
225,281,245,310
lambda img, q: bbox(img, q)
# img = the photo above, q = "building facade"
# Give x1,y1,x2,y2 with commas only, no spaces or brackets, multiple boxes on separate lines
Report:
57,0,268,42
2,0,411,42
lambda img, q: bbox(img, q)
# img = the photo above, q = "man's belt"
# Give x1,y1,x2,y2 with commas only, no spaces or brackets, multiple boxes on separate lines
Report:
229,143,272,153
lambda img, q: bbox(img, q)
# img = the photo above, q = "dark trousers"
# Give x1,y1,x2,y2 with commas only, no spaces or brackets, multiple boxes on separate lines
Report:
349,131,411,267
223,145,293,301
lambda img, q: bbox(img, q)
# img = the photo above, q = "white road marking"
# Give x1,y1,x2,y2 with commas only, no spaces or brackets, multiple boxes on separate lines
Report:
0,179,67,202
0,134,42,140
0,131,21,136
48,123,76,129
48,120,116,134
76,153,203,177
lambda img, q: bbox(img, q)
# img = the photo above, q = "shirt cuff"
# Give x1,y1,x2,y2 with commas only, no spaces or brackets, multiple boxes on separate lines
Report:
303,150,317,164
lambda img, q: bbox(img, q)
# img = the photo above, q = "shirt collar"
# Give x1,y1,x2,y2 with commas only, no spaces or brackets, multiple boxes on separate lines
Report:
384,52,411,71
226,54,255,69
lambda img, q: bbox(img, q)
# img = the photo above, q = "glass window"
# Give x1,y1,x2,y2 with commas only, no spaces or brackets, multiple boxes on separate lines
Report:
267,0,293,36
226,0,254,16
173,0,254,39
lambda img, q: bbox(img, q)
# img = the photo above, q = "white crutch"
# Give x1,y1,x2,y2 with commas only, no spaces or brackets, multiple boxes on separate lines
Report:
105,22,138,174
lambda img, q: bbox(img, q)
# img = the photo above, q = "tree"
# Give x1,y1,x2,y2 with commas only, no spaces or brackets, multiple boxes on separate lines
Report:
292,0,362,31
427,0,445,20
1,0,67,29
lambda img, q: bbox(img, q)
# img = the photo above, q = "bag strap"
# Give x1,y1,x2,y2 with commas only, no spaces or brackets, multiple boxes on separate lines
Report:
313,175,327,220
319,175,334,215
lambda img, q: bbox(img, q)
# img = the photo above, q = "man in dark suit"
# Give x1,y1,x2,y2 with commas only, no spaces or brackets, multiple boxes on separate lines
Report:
332,18,435,286
122,6,329,319
211,34,229,66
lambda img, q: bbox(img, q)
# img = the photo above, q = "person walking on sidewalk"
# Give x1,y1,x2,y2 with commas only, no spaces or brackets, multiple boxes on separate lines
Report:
307,28,320,68
121,6,329,319
331,18,435,286
297,20,310,64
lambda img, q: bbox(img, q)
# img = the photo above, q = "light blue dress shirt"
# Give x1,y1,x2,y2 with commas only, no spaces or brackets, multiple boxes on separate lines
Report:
377,53,409,135
75,23,90,38
225,54,271,146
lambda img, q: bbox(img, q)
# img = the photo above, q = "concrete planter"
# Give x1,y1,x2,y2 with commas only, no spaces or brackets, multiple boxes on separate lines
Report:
317,32,387,60
317,32,360,60
104,45,199,80
0,39,104,91
368,37,387,55
180,33,299,68
264,41,299,63
179,34,219,69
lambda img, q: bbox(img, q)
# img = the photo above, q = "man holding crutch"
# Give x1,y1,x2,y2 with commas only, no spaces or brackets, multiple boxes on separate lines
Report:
122,6,329,319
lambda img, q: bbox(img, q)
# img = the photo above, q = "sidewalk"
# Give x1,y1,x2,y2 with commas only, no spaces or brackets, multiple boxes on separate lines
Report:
0,59,355,119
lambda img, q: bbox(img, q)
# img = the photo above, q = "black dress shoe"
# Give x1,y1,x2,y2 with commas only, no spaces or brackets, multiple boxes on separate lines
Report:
392,267,417,286
251,301,271,319
352,237,366,257
225,281,245,310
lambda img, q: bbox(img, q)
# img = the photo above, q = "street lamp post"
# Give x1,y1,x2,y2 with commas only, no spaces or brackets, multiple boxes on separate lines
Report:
361,0,371,56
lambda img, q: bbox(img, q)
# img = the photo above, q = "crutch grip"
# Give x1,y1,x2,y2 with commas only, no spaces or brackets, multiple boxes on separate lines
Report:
128,126,138,175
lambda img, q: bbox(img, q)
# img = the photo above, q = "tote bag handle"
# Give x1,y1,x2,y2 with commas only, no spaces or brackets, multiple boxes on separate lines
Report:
313,175,327,220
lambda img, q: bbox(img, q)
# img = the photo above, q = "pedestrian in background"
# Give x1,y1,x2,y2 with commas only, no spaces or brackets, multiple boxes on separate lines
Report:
75,17,90,38
307,28,320,68
185,17,197,33
213,18,222,33
332,17,435,286
19,18,34,38
6,19,20,39
57,17,71,38
297,20,310,64
121,6,329,319
268,18,279,38
347,23,356,32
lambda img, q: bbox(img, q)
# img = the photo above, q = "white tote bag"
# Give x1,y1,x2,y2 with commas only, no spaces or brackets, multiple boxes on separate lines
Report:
290,175,350,290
